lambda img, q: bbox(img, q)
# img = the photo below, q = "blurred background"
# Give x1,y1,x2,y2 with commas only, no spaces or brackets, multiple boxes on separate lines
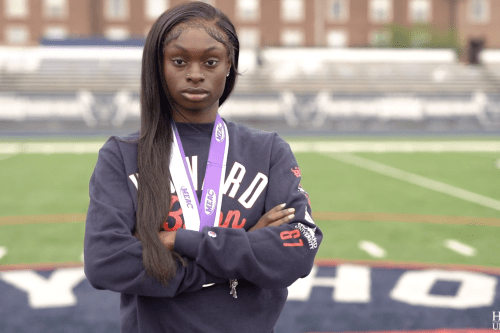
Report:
0,0,499,332
0,0,499,134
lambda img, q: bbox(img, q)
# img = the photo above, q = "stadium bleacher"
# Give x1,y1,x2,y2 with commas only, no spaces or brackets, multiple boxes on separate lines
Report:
312,90,500,128
0,91,97,127
0,47,499,130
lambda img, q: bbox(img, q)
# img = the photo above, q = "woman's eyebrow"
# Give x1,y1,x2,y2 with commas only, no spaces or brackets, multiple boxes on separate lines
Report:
169,44,223,54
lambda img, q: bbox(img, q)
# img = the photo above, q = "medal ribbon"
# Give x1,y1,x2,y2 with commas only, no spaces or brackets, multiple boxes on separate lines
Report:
170,114,228,231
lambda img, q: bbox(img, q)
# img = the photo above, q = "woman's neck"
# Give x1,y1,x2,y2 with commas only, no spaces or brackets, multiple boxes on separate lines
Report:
172,106,218,124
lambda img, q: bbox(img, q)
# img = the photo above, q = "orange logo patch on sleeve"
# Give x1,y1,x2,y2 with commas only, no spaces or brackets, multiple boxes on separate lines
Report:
291,166,301,178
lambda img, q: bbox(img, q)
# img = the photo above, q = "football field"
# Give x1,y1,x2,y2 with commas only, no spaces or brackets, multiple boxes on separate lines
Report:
0,137,499,332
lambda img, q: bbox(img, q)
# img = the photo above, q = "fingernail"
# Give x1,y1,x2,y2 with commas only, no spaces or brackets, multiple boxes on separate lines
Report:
280,203,286,208
288,208,295,213
288,214,295,220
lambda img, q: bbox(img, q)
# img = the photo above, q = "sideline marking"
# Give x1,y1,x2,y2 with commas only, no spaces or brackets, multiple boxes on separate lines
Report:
2,259,499,276
0,154,16,162
0,142,104,155
1,212,499,226
314,258,500,276
444,239,477,257
313,212,500,227
0,261,84,272
358,240,386,258
290,141,500,153
323,153,500,212
0,214,86,226
0,247,7,260
1,141,500,154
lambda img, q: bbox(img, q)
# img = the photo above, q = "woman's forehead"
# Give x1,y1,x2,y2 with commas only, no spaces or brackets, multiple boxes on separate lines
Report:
164,20,228,48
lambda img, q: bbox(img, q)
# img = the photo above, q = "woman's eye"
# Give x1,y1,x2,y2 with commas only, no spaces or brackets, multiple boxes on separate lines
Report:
173,59,185,66
205,60,218,67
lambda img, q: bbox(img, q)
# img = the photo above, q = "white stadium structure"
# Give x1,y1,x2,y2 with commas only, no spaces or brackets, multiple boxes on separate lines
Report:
0,47,499,132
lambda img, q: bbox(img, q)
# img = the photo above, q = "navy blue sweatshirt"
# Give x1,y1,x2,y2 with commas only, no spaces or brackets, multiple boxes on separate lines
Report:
84,120,322,333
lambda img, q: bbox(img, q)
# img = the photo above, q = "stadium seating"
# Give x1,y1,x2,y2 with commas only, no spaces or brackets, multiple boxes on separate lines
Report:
0,91,97,127
0,47,499,129
313,90,500,128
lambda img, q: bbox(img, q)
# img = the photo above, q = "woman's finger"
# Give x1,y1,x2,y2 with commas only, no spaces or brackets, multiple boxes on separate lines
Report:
269,203,286,214
268,212,295,228
257,204,287,225
248,204,294,231
268,207,295,223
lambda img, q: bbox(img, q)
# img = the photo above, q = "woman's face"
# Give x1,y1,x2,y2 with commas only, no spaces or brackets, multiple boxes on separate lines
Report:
163,25,231,123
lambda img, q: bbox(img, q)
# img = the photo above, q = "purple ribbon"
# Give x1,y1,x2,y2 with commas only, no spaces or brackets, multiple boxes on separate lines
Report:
172,114,227,231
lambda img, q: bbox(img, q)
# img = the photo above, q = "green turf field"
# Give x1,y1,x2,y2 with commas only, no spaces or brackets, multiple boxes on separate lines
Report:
0,138,499,269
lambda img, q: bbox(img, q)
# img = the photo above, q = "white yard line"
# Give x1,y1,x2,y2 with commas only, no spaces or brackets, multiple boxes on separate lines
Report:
0,142,104,154
1,141,500,154
444,239,477,257
0,246,7,260
290,141,500,153
0,154,16,162
323,152,500,212
358,241,387,258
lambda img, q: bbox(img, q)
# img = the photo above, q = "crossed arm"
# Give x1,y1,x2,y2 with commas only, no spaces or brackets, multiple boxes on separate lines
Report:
158,203,296,251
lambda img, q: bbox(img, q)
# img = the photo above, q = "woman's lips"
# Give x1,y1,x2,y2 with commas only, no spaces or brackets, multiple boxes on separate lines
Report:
182,92,209,102
182,88,209,102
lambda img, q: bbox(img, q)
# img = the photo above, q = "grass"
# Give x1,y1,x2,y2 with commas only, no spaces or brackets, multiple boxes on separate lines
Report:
1,218,498,267
0,223,85,265
355,152,500,201
295,152,500,218
0,138,499,268
0,154,97,216
315,220,500,267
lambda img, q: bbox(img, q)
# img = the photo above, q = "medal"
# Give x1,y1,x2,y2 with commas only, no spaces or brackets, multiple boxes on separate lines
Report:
170,114,228,231
170,115,237,298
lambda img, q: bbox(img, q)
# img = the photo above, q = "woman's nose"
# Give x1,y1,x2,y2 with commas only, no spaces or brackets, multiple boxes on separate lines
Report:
187,72,205,82
187,65,204,82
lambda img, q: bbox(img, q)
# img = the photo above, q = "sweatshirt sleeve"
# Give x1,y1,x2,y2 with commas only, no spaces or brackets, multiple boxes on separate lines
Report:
84,138,226,298
174,134,322,289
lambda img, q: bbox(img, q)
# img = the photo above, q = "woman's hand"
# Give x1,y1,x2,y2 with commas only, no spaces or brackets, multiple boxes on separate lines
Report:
159,230,177,251
249,203,295,232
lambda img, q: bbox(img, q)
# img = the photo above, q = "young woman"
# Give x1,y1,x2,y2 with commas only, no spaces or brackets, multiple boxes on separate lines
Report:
84,2,322,332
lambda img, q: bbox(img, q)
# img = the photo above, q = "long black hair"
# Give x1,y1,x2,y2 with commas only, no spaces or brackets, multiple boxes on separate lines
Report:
136,1,240,286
